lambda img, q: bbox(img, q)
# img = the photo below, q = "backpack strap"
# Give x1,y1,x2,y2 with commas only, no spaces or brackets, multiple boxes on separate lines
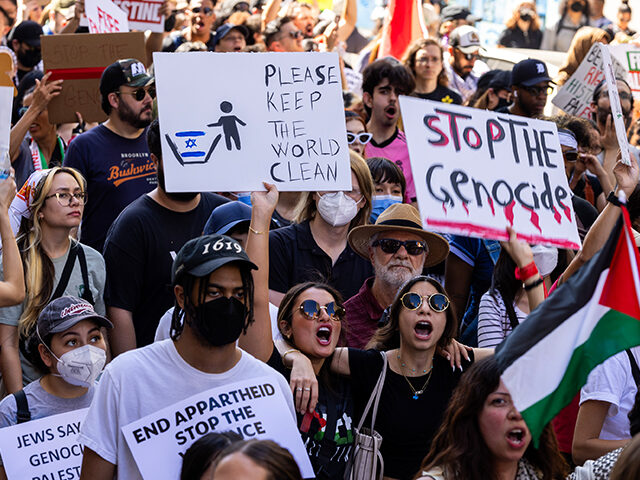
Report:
626,349,640,387
75,244,94,305
51,241,79,301
13,389,31,424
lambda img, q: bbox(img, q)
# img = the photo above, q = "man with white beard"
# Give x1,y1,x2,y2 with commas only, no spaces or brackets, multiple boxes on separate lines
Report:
343,204,450,348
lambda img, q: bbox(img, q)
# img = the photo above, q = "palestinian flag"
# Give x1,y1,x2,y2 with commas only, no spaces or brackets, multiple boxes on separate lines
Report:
495,203,640,446
377,0,428,60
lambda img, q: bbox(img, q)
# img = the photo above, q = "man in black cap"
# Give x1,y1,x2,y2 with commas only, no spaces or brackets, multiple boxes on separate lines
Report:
102,119,227,356
213,23,248,52
64,59,156,253
9,20,42,82
79,233,297,479
500,58,554,118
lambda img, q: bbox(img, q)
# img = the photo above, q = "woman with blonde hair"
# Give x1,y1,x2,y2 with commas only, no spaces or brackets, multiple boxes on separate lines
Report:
555,26,611,87
0,167,106,394
498,2,543,49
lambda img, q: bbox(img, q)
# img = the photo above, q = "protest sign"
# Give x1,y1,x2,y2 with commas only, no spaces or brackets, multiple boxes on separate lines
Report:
399,96,581,249
552,43,627,119
0,408,87,480
42,32,146,124
610,43,640,99
0,86,12,162
86,0,130,33
122,376,314,479
598,43,631,166
112,0,164,32
153,52,351,192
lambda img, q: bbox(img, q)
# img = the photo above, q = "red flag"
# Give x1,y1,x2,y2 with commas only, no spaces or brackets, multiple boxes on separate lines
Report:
378,0,428,60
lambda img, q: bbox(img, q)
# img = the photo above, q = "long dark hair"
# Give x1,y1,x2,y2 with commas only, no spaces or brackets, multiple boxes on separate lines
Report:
213,439,303,480
416,357,568,480
401,38,449,88
367,276,457,351
180,432,242,480
489,250,521,333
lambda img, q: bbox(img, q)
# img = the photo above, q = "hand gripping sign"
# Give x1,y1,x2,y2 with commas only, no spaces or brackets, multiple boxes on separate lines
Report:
399,96,581,249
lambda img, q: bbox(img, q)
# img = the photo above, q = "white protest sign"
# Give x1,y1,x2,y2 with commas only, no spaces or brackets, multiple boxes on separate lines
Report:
552,43,627,119
153,52,351,192
0,86,13,164
122,376,314,479
609,43,640,100
598,43,631,166
0,408,87,480
399,96,581,249
112,0,164,32
85,0,130,33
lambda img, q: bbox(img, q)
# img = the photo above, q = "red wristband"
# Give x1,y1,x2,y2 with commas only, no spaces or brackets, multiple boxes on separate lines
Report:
514,262,538,281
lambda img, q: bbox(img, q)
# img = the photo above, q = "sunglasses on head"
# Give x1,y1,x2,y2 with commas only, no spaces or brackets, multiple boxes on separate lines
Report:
401,292,450,312
522,84,554,97
118,85,156,102
372,238,428,256
347,132,372,145
299,300,344,320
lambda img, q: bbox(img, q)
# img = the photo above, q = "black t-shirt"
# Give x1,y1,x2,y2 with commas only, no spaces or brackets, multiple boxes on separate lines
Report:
572,194,599,241
14,137,65,189
414,85,463,105
348,349,474,480
497,27,542,49
103,193,227,346
268,220,374,301
267,347,354,479
573,174,604,208
64,124,156,252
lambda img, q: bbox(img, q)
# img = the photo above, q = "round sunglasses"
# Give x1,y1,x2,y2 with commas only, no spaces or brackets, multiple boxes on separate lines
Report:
372,238,428,256
298,300,345,320
400,292,450,312
347,132,373,145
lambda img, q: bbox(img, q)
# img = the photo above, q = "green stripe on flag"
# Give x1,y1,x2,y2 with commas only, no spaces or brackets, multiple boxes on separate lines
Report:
522,309,640,445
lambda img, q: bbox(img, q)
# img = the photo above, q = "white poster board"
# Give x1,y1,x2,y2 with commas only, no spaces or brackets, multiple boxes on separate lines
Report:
153,52,351,192
0,408,87,480
85,0,130,33
399,96,581,250
122,376,314,479
552,43,627,119
609,43,640,100
0,86,13,163
112,0,164,32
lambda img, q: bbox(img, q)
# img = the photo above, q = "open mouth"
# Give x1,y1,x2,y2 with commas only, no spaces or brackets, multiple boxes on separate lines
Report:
384,105,397,120
414,321,432,340
506,428,526,448
316,325,332,345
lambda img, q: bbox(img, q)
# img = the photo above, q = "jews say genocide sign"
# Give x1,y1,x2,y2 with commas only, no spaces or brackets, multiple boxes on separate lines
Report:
153,52,351,192
399,96,581,250
0,408,87,480
122,377,314,479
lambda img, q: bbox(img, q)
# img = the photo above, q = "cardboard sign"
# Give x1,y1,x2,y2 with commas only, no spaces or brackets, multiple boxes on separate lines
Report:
153,52,351,192
399,96,581,250
598,43,631,166
552,43,627,119
112,0,164,32
42,32,146,124
86,0,130,33
609,43,640,100
0,408,87,480
122,376,314,479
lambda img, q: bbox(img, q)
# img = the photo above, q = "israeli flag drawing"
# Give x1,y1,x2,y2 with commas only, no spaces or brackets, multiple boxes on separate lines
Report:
165,131,213,165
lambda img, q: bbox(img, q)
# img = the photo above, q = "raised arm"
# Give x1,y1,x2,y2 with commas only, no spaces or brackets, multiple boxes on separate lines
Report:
0,176,24,306
261,0,282,31
337,0,357,42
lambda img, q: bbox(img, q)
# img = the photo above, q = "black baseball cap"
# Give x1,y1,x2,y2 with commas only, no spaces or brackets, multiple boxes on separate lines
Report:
440,5,481,23
11,21,43,47
172,234,257,284
511,59,554,87
37,296,112,338
213,23,249,48
99,58,154,96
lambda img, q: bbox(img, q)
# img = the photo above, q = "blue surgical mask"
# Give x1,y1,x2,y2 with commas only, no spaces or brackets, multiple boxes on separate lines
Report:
370,195,403,222
235,192,252,206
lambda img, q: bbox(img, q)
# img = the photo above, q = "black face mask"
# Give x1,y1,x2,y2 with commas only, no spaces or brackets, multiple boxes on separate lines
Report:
519,11,532,21
190,296,248,347
569,2,585,13
164,13,177,32
494,97,511,111
157,166,199,201
17,48,41,68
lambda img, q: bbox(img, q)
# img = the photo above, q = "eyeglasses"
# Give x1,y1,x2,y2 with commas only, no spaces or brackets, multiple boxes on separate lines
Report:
45,192,87,206
401,292,450,312
298,300,345,321
288,30,304,39
372,238,428,256
117,85,156,102
347,132,372,145
522,85,554,97
191,6,213,15
563,149,578,162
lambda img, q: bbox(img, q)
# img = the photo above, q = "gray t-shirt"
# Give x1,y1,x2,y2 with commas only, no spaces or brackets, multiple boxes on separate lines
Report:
0,241,106,385
0,378,94,465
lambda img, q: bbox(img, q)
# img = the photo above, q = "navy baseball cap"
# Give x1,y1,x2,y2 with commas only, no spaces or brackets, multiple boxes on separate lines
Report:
213,23,249,48
511,59,554,87
172,234,257,284
203,201,252,236
38,296,112,338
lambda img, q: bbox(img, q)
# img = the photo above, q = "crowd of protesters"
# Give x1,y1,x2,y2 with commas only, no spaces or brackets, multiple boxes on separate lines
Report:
0,0,637,478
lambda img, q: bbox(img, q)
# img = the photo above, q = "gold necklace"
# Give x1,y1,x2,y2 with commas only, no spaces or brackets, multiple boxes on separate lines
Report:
397,354,434,400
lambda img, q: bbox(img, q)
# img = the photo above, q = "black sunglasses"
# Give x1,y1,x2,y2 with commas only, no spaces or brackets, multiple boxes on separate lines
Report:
523,84,554,96
299,300,344,320
563,149,578,162
117,85,156,102
372,238,428,256
191,6,214,15
401,292,450,312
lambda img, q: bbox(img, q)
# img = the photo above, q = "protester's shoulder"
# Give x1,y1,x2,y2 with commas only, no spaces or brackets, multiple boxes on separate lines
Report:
0,390,17,428
79,242,105,266
201,192,229,210
67,124,109,148
238,350,289,386
269,221,303,243
105,340,173,378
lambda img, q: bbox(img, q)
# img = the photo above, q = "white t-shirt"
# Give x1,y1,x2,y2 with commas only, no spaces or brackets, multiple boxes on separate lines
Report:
78,340,295,479
580,347,640,441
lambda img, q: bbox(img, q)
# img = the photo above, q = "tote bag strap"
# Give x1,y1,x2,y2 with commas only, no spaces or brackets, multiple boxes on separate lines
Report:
356,352,388,432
